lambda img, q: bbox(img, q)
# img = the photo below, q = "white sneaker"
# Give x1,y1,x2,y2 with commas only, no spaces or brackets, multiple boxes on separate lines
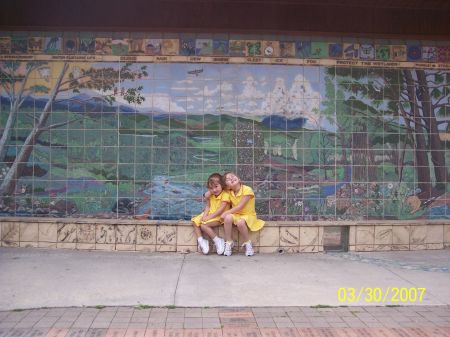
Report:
223,241,234,256
242,241,254,256
198,239,209,255
214,237,225,255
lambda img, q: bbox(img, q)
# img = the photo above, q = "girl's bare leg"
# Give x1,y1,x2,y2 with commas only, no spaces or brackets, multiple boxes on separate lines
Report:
236,218,250,242
200,221,221,240
192,222,203,238
223,214,233,242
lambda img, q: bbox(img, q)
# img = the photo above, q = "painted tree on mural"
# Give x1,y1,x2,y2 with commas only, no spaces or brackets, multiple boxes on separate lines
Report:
400,70,448,200
0,61,48,162
0,61,147,196
323,67,449,206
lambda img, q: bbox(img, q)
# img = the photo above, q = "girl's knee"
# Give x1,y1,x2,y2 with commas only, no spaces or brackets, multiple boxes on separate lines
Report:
224,214,233,222
236,219,246,228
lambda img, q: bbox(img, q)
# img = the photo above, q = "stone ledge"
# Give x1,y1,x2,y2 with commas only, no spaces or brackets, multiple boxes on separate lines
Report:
1,217,449,253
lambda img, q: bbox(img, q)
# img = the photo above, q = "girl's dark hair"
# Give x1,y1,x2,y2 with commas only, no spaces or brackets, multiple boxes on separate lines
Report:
207,173,225,189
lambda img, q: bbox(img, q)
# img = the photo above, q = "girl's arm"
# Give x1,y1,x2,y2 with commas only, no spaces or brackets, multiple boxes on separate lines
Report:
220,195,252,219
202,201,229,222
201,197,211,222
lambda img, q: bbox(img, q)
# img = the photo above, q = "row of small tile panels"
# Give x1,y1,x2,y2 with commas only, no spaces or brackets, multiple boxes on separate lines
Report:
0,36,449,62
1,201,447,218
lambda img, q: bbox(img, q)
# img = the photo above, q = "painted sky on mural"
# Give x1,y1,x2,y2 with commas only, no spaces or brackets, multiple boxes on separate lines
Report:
93,63,325,128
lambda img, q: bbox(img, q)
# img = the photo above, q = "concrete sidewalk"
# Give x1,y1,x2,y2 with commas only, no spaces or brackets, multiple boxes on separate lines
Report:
1,248,449,310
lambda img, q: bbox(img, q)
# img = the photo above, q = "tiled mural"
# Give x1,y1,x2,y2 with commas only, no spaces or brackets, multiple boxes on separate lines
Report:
0,33,449,221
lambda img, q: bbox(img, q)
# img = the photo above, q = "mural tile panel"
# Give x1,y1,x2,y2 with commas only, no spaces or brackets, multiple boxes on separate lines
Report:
0,30,448,225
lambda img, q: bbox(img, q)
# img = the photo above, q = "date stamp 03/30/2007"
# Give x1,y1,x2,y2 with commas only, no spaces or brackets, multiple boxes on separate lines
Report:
337,287,427,304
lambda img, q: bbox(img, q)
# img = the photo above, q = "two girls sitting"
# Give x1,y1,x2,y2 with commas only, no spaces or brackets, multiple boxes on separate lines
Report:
191,172,264,256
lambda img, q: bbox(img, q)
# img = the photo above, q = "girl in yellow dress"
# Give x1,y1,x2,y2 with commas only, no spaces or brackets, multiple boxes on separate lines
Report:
220,172,265,256
191,173,229,255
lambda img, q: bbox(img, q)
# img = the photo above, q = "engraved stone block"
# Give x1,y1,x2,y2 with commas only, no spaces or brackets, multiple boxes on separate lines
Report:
300,227,319,246
20,241,38,248
374,244,392,251
57,223,77,243
176,226,196,246
393,225,409,245
260,227,279,247
76,243,96,250
156,225,176,245
426,225,443,244
176,245,197,254
356,226,374,245
39,223,57,242
116,225,136,244
299,245,318,253
38,242,57,248
156,244,176,252
77,224,96,243
410,225,426,245
426,243,444,250
20,222,38,242
57,242,76,249
137,225,156,244
95,243,115,251
391,244,409,251
116,244,136,251
1,222,19,244
355,244,374,251
136,245,156,252
259,246,279,253
279,246,299,253
248,230,260,246
96,224,115,244
280,227,299,247
374,226,392,245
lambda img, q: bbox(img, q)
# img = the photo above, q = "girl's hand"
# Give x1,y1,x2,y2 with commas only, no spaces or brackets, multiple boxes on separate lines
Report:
202,214,211,222
220,211,230,221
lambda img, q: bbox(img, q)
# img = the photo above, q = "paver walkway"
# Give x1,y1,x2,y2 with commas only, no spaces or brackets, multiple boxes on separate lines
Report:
1,306,450,337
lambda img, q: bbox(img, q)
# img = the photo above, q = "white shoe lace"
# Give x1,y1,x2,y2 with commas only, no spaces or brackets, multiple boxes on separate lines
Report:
242,242,254,256
223,241,233,256
215,238,225,255
199,239,209,254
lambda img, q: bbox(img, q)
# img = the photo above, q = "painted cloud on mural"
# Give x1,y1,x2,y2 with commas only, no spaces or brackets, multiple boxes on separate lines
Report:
87,63,322,125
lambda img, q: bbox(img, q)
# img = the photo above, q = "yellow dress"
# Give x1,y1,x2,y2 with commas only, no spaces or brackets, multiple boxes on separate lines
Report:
191,190,230,226
229,184,265,231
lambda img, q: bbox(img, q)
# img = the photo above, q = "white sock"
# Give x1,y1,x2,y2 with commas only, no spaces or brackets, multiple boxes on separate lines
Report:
197,237,204,243
213,236,220,243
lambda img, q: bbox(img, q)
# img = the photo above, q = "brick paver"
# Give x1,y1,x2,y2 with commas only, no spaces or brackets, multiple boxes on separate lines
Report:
0,307,449,337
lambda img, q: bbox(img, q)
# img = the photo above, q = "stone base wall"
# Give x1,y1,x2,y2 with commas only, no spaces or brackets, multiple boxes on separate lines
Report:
1,218,449,253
